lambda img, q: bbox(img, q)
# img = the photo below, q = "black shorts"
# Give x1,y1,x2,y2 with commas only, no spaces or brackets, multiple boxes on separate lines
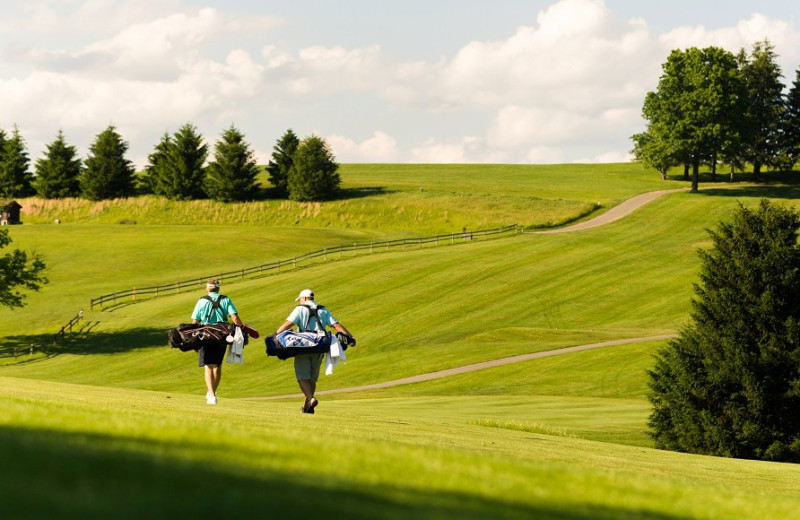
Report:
198,343,227,367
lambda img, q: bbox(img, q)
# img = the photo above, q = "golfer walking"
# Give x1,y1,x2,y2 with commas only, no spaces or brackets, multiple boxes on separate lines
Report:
276,289,353,413
191,279,245,404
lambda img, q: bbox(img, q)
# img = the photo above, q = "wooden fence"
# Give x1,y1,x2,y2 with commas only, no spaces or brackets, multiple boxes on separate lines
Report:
53,309,84,344
90,224,519,309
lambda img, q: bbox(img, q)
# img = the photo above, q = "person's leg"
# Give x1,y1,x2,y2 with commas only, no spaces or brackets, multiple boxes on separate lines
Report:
298,379,314,406
211,364,222,392
204,365,216,395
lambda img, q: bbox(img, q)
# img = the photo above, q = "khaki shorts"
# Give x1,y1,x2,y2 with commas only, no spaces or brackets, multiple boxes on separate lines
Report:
294,353,324,382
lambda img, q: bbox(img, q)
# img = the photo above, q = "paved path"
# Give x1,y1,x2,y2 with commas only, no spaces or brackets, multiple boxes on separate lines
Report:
533,188,688,234
239,334,677,401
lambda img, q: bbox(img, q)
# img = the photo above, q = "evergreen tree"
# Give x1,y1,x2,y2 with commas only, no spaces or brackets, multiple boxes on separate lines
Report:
740,40,785,179
649,200,800,462
782,68,800,170
266,128,299,198
205,125,260,202
146,124,207,200
288,135,340,202
33,130,83,198
80,125,136,201
0,126,34,198
140,132,171,195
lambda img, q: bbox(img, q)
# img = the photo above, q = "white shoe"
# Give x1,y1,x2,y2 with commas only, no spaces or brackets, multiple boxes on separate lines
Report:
206,393,218,405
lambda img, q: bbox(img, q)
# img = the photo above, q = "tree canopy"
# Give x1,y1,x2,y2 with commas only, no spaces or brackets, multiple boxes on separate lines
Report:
633,40,798,183
33,130,83,198
80,125,136,201
145,124,208,200
205,125,260,202
288,135,340,202
266,128,299,198
0,229,47,309
0,126,34,198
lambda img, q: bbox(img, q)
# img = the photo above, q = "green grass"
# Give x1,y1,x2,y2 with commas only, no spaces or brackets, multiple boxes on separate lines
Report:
4,166,800,518
3,376,800,520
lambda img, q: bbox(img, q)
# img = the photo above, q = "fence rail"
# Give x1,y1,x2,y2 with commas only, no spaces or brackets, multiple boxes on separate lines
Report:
53,309,84,344
90,224,519,309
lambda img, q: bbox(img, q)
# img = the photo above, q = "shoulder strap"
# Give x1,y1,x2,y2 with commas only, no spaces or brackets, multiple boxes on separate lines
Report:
203,294,228,323
299,304,325,331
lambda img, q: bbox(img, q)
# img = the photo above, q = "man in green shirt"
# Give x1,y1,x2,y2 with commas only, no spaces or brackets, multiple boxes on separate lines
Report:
191,279,245,405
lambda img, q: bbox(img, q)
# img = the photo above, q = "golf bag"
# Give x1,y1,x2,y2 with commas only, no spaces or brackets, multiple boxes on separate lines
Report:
265,330,356,360
168,322,243,352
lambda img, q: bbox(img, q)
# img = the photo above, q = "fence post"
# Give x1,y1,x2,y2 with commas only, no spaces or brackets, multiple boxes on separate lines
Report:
155,285,159,298
132,287,136,301
293,257,296,268
29,344,33,358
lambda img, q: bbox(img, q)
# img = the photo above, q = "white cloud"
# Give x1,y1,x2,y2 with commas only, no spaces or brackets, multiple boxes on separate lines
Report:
327,131,400,163
661,13,800,76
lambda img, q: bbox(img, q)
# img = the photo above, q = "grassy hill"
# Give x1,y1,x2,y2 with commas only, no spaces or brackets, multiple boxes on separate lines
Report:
2,164,800,519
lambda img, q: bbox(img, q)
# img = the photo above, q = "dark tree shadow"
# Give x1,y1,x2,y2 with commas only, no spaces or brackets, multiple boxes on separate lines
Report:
0,424,694,520
695,184,800,201
1,326,169,359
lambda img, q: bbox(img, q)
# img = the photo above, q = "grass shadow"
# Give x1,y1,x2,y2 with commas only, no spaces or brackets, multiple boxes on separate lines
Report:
695,183,800,201
2,325,169,360
0,424,692,520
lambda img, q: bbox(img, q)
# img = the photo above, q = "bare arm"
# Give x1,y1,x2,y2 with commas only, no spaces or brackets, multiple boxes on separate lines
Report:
276,320,294,334
333,322,351,336
230,313,244,327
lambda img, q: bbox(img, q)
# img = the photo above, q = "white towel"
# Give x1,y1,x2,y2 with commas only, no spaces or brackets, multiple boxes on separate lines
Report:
226,326,245,364
324,335,346,375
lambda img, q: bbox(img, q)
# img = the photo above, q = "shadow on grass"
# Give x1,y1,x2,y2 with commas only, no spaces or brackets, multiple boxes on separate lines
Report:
1,326,168,359
0,424,690,520
695,183,800,200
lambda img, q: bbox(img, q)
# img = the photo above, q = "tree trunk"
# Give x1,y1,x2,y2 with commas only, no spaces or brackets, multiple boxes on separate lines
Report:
683,164,690,181
753,161,762,181
691,159,699,192
711,152,717,182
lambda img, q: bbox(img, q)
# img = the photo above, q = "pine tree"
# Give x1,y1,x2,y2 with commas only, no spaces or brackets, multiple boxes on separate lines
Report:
266,128,299,198
80,125,136,201
205,125,260,202
33,130,83,198
0,126,34,198
649,200,800,462
145,124,207,200
288,135,340,202
740,40,785,179
783,68,800,170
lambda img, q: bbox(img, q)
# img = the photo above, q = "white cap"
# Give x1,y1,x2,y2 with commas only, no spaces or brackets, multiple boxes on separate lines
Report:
295,288,314,301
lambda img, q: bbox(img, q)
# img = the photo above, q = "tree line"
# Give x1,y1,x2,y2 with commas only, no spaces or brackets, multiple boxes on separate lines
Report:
0,125,340,203
632,40,800,190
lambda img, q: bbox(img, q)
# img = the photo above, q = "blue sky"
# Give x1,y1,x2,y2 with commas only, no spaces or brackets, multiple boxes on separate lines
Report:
1,0,799,167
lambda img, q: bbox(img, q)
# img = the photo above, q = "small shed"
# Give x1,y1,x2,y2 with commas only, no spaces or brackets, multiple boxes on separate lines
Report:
0,201,22,225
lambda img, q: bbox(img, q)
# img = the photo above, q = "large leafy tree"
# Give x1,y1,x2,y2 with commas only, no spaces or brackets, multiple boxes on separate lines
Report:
740,40,785,179
631,126,677,180
33,130,83,198
0,126,34,198
266,128,300,198
145,124,208,200
636,47,746,190
0,229,47,309
649,200,800,462
81,125,136,200
288,135,340,202
205,125,260,202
